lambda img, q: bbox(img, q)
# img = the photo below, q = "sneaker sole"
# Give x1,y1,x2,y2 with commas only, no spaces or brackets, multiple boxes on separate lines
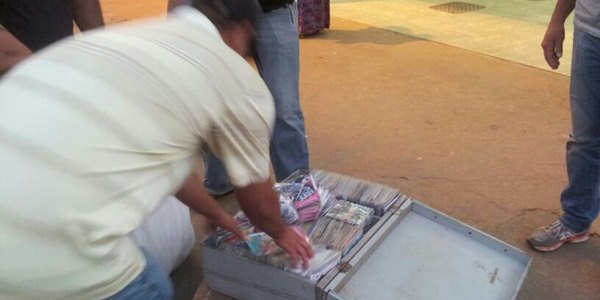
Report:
529,232,590,252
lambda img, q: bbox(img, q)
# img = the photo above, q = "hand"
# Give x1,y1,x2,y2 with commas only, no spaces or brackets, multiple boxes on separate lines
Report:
541,22,566,69
271,226,314,269
205,212,245,240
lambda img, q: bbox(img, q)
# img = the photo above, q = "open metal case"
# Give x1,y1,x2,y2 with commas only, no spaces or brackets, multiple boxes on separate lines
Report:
203,175,532,300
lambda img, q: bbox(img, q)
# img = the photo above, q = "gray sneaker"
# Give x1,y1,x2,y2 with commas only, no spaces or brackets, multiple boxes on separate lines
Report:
527,220,589,252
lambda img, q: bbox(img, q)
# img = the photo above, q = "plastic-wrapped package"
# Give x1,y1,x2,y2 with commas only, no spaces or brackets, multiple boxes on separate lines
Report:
233,210,250,224
246,226,309,257
286,245,341,281
325,200,373,225
303,200,373,256
233,199,299,226
208,169,403,283
213,216,255,246
317,186,336,217
215,230,336,280
246,232,280,256
311,169,401,216
275,170,322,222
219,240,252,256
279,195,300,224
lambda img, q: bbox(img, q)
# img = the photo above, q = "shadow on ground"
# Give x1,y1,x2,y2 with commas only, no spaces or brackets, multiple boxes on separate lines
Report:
304,25,432,45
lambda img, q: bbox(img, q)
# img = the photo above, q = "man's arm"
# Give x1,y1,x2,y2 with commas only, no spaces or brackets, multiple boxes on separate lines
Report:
176,172,313,267
234,178,314,268
541,0,576,69
176,172,244,238
71,0,104,31
0,26,31,76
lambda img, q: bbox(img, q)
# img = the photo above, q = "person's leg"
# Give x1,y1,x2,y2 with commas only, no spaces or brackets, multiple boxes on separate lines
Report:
106,248,174,300
528,29,600,252
559,29,600,232
254,3,309,182
131,196,195,274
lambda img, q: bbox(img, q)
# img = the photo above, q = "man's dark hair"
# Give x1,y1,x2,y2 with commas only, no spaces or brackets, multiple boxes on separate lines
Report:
191,0,261,28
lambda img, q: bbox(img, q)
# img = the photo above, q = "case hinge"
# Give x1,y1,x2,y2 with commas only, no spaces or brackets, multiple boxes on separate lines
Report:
336,261,353,273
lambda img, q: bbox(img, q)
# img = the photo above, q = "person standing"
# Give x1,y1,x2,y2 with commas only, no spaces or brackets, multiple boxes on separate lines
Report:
169,0,310,195
0,0,103,51
297,0,330,37
0,0,104,75
0,0,312,298
528,0,600,252
247,0,310,182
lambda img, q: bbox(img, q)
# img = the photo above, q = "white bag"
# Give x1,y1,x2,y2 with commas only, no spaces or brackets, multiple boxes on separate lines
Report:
131,196,195,273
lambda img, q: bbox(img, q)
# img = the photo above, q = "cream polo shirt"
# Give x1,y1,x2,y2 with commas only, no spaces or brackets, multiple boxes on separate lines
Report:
0,7,274,299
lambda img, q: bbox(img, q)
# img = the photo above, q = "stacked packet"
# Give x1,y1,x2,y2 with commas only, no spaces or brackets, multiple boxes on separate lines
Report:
311,169,401,216
212,170,382,282
286,245,341,281
275,171,322,222
302,200,374,256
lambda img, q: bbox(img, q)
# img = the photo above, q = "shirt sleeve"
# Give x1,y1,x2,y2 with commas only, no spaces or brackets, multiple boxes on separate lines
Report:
206,80,275,188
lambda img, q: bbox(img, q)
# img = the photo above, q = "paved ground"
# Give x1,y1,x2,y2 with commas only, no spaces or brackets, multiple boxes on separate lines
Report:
97,1,600,299
330,0,574,75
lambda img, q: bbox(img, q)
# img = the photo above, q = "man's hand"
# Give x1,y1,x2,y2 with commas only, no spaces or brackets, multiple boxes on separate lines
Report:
271,226,313,269
176,172,245,238
541,0,575,70
205,211,245,240
234,178,314,268
541,22,565,70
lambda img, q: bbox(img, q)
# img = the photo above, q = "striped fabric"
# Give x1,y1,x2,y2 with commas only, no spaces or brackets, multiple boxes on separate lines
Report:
0,7,274,299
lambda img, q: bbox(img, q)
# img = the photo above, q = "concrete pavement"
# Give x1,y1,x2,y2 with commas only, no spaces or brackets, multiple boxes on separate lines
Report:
329,0,574,75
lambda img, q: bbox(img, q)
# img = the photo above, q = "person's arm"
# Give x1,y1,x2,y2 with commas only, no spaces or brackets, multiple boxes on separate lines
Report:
234,178,314,268
0,26,32,76
541,0,576,69
176,172,244,239
71,0,104,31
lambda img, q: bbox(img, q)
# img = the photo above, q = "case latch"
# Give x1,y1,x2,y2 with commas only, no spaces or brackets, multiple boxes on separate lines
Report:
336,261,353,273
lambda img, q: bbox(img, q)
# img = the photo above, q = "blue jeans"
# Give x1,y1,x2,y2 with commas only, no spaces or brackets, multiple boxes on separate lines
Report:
106,248,174,300
205,3,309,190
560,29,600,233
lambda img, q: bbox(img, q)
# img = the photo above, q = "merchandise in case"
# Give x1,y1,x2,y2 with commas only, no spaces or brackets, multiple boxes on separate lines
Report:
203,170,532,300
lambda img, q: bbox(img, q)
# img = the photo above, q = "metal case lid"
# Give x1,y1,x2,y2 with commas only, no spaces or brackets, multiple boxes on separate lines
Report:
322,200,532,300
